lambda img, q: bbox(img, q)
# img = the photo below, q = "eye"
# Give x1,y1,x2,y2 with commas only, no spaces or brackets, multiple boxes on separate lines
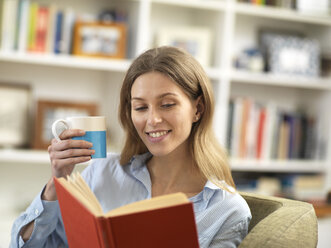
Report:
161,103,176,108
133,106,148,111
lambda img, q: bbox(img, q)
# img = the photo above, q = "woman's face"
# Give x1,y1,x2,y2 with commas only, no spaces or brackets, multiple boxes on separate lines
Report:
131,71,198,157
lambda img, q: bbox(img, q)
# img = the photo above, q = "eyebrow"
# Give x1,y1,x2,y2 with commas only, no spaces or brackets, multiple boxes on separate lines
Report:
131,92,179,101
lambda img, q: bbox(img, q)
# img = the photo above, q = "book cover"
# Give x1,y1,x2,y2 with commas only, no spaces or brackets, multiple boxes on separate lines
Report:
54,10,63,54
261,102,277,160
35,5,49,53
16,0,30,52
226,99,234,153
60,7,75,54
256,106,266,159
1,0,19,51
54,174,199,248
246,101,258,159
230,97,243,158
27,2,38,51
239,98,250,159
45,4,57,54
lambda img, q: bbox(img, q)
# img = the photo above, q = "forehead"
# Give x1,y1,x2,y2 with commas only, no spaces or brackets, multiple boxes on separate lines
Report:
131,71,185,98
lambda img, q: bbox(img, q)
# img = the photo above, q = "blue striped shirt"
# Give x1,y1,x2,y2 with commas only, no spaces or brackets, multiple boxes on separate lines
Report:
10,152,251,248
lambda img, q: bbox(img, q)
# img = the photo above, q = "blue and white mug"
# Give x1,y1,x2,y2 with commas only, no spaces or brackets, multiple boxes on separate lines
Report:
51,116,107,159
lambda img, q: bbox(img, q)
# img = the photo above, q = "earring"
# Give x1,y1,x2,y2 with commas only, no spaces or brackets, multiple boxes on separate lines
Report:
195,116,199,121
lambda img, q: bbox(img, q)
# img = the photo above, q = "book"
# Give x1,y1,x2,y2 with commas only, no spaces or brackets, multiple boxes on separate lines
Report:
1,0,18,51
27,2,38,51
45,4,57,54
54,173,199,248
16,0,30,52
35,5,49,52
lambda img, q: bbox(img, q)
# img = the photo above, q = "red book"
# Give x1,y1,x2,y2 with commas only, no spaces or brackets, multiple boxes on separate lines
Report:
256,107,266,159
35,6,49,52
54,174,199,248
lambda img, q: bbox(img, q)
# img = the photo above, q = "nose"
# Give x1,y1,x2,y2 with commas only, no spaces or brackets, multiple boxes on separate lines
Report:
147,108,162,126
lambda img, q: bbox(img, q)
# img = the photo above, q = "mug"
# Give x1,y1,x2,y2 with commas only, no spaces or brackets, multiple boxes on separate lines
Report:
51,116,107,159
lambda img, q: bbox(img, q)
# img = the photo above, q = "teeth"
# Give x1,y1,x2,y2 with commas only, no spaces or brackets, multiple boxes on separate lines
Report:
149,131,168,138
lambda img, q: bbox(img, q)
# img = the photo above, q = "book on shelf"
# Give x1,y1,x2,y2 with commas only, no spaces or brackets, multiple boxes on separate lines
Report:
227,97,323,161
54,173,199,248
1,0,19,51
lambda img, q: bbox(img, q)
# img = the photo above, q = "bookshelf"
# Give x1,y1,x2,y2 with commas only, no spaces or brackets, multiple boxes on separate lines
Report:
1,1,331,247
0,0,331,197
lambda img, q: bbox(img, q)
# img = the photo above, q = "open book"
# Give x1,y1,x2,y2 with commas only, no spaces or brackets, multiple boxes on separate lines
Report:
54,173,199,248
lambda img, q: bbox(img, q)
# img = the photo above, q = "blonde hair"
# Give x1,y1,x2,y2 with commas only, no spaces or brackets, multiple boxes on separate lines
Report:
119,46,235,190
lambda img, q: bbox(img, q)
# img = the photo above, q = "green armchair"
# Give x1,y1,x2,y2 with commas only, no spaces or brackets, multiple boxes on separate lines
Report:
239,192,318,248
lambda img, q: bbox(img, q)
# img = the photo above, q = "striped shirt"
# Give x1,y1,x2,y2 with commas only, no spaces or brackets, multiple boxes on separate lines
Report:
10,152,251,248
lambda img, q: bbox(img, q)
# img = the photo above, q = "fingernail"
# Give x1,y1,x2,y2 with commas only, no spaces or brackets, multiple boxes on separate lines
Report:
79,130,85,135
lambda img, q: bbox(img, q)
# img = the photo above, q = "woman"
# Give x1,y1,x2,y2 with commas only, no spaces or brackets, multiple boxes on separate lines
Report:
11,46,251,248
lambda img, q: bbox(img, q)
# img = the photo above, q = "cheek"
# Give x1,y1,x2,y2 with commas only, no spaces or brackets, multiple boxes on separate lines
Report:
131,113,144,131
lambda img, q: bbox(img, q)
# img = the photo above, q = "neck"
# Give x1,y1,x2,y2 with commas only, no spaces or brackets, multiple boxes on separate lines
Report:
147,147,206,197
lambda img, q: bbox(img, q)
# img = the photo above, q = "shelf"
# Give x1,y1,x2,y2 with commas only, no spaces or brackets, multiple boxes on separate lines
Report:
231,70,331,90
230,159,327,173
235,2,331,26
151,0,226,11
0,149,50,164
0,52,131,72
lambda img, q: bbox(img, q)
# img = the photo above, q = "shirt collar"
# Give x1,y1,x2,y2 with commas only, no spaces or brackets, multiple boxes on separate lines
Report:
130,152,152,172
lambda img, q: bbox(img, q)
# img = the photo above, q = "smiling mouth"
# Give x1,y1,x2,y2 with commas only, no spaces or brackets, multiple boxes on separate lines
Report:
146,130,171,138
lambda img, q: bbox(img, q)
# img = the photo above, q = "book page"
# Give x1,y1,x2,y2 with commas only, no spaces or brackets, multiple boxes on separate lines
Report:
57,173,104,216
69,173,103,212
106,192,189,217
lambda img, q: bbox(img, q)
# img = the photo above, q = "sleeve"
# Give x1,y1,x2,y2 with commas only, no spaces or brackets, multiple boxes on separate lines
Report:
208,218,250,248
10,187,67,248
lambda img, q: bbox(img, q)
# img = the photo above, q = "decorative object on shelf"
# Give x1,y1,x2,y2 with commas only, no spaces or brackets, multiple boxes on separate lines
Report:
296,0,330,15
268,36,320,77
73,22,126,59
156,26,212,67
98,9,128,23
33,100,98,150
235,48,264,72
260,30,320,77
0,83,31,148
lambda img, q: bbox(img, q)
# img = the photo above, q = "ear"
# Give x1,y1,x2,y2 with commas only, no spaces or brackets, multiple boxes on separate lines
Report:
193,95,204,122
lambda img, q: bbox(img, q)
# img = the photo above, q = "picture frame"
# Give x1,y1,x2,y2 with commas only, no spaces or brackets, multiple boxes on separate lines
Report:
33,100,98,150
0,83,31,148
73,22,126,59
156,26,212,67
268,36,320,77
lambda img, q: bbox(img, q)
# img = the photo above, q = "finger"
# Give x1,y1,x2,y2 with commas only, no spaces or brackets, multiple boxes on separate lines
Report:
52,156,92,169
52,149,95,160
53,139,93,151
59,129,85,140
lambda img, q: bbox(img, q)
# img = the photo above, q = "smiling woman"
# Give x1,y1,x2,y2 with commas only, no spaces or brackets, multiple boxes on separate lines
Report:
10,46,251,248
130,71,199,158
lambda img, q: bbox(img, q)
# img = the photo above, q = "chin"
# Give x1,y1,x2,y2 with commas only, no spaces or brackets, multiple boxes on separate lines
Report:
146,146,173,157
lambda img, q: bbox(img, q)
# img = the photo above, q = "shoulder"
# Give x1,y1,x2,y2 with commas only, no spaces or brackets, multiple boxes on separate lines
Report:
195,185,251,247
212,188,251,222
201,183,251,227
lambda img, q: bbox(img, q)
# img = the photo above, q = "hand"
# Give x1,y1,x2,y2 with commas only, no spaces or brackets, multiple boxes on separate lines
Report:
43,129,95,201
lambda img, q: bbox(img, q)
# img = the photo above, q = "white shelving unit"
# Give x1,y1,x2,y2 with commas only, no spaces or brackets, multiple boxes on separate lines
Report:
1,0,331,195
1,0,331,247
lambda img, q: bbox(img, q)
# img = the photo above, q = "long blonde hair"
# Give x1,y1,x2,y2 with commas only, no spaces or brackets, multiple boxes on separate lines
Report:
119,46,235,190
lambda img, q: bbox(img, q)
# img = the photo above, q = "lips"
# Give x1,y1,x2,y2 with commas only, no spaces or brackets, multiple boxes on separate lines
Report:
145,130,171,141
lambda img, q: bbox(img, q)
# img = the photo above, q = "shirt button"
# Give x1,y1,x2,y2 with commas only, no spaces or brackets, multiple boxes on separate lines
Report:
35,209,39,215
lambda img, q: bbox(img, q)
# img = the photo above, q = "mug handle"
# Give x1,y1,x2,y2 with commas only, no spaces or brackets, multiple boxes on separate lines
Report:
52,119,70,141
